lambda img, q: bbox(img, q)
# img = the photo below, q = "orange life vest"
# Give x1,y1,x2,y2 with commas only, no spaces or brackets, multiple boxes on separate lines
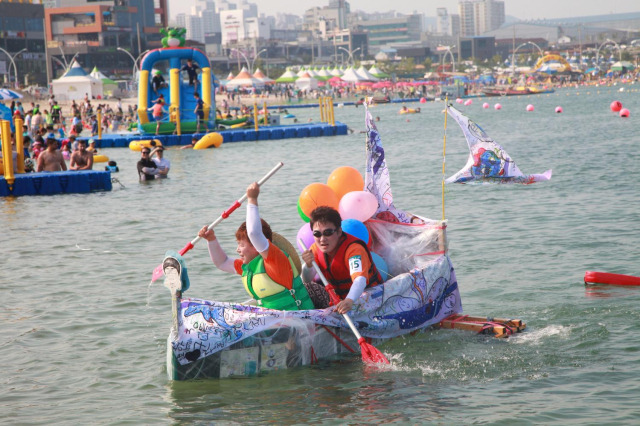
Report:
312,233,383,299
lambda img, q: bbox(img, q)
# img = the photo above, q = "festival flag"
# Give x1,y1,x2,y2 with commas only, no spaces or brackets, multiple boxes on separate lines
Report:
445,105,552,185
364,102,417,223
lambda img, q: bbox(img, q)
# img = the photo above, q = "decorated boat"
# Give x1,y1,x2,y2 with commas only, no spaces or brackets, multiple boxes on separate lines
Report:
162,102,535,380
481,86,555,97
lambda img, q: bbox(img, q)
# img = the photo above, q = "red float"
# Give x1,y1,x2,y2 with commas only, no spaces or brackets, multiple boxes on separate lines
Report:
610,101,623,112
584,271,640,286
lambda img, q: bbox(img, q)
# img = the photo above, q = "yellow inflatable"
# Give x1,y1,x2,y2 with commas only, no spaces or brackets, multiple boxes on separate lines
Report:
194,132,223,150
129,139,163,151
92,154,109,163
399,108,421,114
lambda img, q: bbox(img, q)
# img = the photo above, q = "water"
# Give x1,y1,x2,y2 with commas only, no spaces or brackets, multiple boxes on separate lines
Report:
2,85,639,424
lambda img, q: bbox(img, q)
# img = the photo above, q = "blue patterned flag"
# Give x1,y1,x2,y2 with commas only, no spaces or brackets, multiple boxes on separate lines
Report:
445,105,552,185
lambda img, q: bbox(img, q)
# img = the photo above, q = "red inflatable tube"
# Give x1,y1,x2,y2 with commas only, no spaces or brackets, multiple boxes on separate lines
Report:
584,271,640,286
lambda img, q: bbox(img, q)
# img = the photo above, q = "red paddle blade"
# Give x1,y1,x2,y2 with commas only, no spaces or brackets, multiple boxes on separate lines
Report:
358,337,390,364
150,263,164,282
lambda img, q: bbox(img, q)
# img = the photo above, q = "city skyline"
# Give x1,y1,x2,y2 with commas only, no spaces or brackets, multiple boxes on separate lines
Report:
170,0,640,22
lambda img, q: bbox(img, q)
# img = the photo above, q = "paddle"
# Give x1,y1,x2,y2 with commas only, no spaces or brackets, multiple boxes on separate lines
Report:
298,240,390,365
150,161,284,282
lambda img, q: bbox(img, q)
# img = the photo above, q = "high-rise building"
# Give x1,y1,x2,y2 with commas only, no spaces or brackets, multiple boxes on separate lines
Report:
44,0,168,78
0,0,47,86
436,7,461,37
458,0,504,37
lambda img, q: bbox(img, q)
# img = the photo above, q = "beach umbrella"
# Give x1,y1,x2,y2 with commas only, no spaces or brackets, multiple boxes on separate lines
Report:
0,88,23,100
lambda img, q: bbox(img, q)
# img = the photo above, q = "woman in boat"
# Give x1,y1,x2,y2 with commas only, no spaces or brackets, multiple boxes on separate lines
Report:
197,182,314,311
300,206,383,314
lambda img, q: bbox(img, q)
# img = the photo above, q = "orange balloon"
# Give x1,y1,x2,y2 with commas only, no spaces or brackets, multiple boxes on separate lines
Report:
327,166,364,200
299,183,339,218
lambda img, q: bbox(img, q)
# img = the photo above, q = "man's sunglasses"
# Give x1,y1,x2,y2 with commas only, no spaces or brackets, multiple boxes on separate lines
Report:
313,228,337,238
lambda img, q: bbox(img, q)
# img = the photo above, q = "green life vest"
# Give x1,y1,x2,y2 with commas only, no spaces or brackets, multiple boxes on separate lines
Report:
241,252,315,311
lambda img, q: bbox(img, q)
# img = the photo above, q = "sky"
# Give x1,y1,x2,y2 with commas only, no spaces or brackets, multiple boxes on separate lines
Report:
170,0,640,21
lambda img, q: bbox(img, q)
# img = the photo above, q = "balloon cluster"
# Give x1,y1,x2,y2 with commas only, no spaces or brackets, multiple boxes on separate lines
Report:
296,166,389,280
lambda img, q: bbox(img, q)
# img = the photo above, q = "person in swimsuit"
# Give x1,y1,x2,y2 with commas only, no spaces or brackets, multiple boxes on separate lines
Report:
69,139,93,170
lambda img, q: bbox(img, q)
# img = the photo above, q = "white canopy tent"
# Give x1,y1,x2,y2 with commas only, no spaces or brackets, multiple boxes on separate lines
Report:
225,66,264,88
51,60,103,101
339,67,364,83
355,65,379,81
295,72,318,91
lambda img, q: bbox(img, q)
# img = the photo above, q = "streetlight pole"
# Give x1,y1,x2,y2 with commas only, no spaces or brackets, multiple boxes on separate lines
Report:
7,48,27,88
0,47,25,89
230,48,250,73
439,45,456,73
251,48,267,75
338,46,360,66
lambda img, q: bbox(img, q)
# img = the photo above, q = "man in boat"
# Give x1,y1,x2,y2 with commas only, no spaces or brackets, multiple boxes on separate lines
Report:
301,206,383,314
197,183,315,311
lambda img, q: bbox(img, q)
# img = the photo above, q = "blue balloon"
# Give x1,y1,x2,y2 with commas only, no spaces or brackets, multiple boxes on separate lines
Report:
371,252,389,282
341,219,369,244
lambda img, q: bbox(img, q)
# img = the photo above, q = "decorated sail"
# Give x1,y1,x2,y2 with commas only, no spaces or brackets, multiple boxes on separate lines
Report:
445,105,552,185
364,102,422,223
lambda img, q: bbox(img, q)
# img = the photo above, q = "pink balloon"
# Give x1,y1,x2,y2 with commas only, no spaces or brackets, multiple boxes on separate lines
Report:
526,104,535,111
494,103,502,110
338,191,379,222
296,223,314,253
464,99,472,106
620,108,630,118
456,98,463,104
555,106,563,113
482,102,489,109
420,97,427,103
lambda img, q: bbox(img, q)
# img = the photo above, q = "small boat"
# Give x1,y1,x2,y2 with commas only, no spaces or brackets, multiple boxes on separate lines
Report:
399,108,421,114
482,86,555,97
584,271,640,286
163,101,526,381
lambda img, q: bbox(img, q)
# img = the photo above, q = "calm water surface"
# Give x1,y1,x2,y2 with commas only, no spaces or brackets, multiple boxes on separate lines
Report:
1,85,639,424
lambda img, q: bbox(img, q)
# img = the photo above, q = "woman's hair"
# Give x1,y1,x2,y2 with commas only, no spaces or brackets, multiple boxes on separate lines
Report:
236,218,272,242
309,206,342,229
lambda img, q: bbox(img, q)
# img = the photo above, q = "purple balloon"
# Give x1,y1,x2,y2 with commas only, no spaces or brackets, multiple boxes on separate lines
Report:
296,222,314,252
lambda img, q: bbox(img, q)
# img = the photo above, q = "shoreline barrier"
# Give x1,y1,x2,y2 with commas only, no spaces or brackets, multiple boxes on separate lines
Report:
85,121,349,148
0,170,112,197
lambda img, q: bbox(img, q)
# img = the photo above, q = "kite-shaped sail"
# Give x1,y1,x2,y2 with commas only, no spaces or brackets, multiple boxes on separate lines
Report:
364,102,423,223
445,105,552,185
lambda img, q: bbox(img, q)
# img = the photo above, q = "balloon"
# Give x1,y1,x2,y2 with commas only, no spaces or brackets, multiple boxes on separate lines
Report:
620,108,630,118
482,102,489,109
555,106,563,113
341,219,369,244
339,191,378,222
464,99,472,106
296,223,314,253
327,166,364,200
456,98,463,104
610,101,622,112
526,104,534,112
297,199,310,222
371,252,389,282
494,103,502,110
298,183,339,219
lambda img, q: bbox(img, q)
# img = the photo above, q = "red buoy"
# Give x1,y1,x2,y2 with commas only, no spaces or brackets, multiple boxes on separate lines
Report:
584,271,640,286
619,108,630,118
610,101,623,112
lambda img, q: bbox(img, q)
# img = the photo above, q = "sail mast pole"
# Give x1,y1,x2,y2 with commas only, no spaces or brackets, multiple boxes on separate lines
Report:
441,97,449,221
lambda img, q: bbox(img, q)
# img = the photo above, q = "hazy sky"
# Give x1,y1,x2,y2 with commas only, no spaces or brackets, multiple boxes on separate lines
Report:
170,0,640,20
